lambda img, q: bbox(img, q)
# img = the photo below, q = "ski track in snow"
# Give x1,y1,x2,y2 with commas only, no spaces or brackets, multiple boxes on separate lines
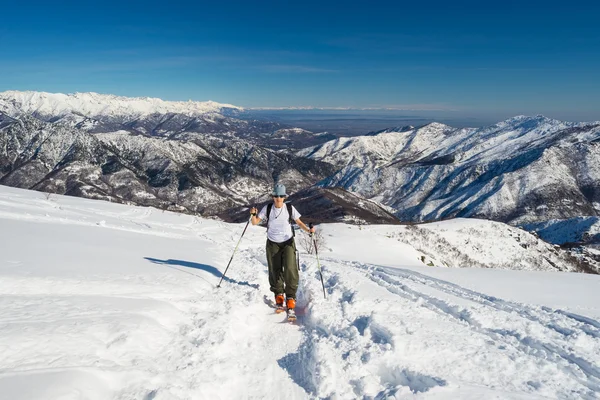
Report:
0,186,599,399
278,256,600,399
361,264,600,394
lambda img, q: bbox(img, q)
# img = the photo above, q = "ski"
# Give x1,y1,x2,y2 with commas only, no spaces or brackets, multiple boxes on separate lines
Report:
286,308,297,322
263,295,286,314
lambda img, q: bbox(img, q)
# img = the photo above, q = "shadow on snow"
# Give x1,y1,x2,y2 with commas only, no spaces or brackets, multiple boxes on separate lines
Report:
144,257,259,289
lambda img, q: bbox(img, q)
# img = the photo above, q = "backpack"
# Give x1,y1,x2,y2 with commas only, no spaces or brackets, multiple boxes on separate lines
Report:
266,202,296,237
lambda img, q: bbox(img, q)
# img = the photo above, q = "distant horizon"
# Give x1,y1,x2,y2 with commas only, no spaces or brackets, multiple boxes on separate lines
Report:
2,89,598,127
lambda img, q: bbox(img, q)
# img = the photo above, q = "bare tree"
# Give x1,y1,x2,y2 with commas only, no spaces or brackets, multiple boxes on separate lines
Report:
298,229,327,255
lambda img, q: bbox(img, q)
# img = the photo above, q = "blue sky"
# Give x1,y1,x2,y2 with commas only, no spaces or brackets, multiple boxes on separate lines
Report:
1,0,599,120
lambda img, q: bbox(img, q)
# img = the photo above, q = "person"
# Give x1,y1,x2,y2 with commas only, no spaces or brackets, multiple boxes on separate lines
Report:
250,183,315,316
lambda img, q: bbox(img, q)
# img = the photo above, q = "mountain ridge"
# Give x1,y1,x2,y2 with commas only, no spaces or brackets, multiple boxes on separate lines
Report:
301,115,600,226
0,90,243,118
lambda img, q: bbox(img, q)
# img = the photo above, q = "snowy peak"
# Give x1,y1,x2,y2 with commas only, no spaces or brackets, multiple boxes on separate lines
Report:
498,114,558,126
0,90,243,119
481,114,572,138
297,121,466,168
420,121,454,131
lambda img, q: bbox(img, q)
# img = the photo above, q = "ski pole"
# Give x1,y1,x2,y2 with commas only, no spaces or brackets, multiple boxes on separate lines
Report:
217,217,251,288
309,223,326,299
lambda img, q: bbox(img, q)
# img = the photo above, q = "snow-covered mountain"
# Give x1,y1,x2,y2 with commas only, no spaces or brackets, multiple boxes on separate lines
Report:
300,115,600,227
5,90,600,240
0,91,333,149
0,90,242,119
0,112,334,215
0,90,348,217
1,185,599,398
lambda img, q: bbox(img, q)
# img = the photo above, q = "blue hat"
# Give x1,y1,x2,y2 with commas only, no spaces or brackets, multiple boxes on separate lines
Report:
272,183,287,196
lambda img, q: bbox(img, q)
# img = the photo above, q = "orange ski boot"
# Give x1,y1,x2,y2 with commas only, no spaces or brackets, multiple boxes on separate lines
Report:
275,294,285,313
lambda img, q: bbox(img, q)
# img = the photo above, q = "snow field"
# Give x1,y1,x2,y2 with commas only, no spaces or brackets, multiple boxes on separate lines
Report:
0,185,599,399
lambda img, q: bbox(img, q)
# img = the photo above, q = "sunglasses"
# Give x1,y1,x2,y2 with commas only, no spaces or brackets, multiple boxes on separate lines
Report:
272,195,286,198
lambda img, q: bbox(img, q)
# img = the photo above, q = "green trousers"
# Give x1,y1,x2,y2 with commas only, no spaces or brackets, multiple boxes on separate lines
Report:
266,238,299,299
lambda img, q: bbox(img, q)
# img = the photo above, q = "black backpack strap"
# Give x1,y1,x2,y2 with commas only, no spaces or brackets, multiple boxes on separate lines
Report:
266,203,273,222
266,203,273,233
287,203,294,224
287,203,295,237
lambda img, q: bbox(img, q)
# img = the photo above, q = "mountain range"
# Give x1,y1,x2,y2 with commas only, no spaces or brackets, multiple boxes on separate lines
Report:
0,91,337,149
0,112,334,217
2,90,600,251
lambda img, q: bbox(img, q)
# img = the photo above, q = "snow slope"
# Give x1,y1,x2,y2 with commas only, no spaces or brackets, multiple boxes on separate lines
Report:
1,185,599,399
